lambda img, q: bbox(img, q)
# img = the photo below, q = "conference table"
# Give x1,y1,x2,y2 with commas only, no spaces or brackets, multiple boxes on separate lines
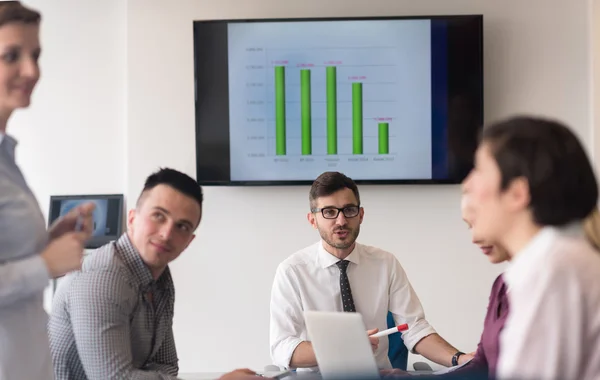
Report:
178,370,438,380
179,373,225,380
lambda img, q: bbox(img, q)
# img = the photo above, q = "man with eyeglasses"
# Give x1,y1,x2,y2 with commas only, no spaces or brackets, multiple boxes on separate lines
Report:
269,171,471,374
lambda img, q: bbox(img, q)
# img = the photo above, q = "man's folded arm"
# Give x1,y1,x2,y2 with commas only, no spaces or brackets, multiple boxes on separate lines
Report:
70,271,179,380
143,324,179,377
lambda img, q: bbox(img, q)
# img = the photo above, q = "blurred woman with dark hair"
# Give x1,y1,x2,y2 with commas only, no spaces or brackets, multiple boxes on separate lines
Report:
462,116,600,380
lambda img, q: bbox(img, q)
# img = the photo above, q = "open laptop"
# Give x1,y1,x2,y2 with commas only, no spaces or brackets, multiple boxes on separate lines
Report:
304,311,380,380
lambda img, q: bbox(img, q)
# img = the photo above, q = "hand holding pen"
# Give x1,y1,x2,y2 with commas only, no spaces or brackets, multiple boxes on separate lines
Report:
42,202,96,278
48,202,95,240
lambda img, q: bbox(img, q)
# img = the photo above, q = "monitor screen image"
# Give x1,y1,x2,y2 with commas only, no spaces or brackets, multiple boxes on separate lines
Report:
48,194,124,249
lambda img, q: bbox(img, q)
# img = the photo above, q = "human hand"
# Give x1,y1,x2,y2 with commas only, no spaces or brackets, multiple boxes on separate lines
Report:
367,328,379,352
41,231,90,278
48,202,95,240
458,351,475,365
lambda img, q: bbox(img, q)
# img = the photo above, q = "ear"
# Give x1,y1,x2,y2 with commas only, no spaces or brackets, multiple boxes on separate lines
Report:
358,207,365,224
506,177,530,212
127,209,136,232
307,212,318,229
193,206,203,230
184,234,196,250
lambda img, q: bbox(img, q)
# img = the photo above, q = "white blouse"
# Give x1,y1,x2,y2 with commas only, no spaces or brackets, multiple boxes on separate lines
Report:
498,226,600,380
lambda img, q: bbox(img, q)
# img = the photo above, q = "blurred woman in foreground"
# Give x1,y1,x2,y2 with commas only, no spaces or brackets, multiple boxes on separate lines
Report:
462,116,600,380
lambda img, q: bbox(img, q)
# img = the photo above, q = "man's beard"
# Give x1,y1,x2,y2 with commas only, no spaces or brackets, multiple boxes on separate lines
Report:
319,225,360,249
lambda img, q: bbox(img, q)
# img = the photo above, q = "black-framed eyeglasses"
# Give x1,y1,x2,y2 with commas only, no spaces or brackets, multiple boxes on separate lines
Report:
311,205,361,219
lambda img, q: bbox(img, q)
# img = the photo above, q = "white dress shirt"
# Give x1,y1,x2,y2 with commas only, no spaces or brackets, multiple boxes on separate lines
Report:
269,241,436,370
497,226,600,380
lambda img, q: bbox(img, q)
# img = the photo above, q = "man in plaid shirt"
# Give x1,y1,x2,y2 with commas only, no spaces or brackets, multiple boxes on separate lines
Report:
48,168,202,380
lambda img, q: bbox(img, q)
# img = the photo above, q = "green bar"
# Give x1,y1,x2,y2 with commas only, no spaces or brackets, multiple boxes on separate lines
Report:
301,69,311,155
275,66,286,155
326,66,337,154
352,82,363,154
378,123,389,154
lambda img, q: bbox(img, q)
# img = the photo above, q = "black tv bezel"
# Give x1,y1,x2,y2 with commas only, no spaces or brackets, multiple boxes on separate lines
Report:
193,14,484,186
48,194,125,249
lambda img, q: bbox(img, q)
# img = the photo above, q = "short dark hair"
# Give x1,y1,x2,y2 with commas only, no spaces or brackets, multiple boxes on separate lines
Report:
137,168,203,210
0,1,41,27
309,171,360,209
482,116,598,226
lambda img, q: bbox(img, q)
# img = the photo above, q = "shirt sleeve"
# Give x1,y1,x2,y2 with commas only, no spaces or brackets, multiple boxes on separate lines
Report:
269,264,305,369
0,254,50,308
143,326,179,376
497,260,583,380
388,257,436,352
69,270,179,380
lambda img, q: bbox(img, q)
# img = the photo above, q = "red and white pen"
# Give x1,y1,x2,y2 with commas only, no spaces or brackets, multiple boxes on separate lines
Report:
369,323,409,338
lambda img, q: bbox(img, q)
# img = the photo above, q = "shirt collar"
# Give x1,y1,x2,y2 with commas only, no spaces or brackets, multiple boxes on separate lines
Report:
0,132,18,162
115,233,172,290
503,226,556,291
316,241,361,268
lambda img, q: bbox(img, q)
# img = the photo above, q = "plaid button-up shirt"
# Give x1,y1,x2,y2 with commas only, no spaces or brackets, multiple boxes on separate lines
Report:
49,233,179,380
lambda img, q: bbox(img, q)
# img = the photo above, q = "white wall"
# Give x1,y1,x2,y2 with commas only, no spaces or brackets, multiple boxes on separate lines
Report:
9,0,593,375
14,0,127,204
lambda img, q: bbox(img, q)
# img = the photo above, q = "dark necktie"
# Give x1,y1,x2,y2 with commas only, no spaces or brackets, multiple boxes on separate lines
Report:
336,260,356,312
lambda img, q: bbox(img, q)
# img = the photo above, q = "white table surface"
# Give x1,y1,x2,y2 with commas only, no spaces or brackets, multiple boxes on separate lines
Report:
179,373,225,380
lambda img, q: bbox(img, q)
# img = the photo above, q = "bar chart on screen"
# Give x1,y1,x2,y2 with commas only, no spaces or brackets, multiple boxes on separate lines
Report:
244,48,399,157
227,20,432,181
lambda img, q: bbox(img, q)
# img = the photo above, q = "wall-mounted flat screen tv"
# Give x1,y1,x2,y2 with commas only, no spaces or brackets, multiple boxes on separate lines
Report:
193,15,483,185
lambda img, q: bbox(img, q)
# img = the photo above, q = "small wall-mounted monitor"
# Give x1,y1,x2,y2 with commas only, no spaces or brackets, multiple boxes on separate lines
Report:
48,194,125,249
